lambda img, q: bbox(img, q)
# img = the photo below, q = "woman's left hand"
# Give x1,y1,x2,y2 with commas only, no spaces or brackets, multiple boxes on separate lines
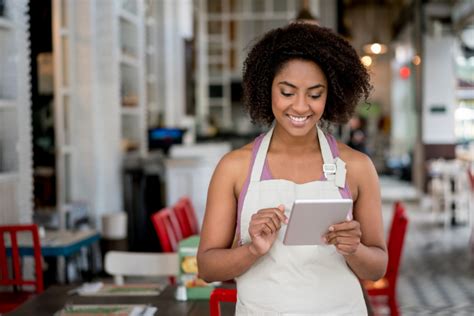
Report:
324,220,362,256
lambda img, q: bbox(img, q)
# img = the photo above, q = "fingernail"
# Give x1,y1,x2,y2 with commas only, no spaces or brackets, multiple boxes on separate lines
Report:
329,226,334,231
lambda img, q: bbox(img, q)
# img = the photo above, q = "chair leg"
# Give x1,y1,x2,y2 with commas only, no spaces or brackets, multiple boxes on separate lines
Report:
209,293,221,316
388,295,399,316
114,275,124,285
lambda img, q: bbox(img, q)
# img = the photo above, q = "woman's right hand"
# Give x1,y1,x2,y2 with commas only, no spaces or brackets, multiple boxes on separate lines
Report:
248,205,288,256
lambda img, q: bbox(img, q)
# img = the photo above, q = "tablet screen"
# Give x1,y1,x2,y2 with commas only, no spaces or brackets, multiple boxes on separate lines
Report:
283,199,353,246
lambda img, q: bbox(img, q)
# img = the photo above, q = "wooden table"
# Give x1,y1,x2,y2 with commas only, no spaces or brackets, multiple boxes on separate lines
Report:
8,285,236,316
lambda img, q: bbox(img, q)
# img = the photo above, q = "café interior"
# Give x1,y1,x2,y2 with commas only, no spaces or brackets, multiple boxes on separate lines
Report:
0,0,473,315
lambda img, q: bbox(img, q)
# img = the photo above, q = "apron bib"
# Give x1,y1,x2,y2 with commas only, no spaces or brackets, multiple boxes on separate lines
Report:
235,126,367,315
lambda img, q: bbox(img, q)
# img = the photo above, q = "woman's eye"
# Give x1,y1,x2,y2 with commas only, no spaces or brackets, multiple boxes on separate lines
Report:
310,94,321,100
281,91,294,97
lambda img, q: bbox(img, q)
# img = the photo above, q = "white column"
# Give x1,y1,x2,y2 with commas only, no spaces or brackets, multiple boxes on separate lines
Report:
163,0,193,127
422,35,456,144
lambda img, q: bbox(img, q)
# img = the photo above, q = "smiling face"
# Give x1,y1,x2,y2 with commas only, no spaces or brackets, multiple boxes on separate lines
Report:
271,59,328,137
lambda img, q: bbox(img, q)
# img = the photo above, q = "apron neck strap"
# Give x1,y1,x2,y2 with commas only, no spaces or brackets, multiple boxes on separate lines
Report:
250,126,274,183
249,125,335,183
317,126,335,165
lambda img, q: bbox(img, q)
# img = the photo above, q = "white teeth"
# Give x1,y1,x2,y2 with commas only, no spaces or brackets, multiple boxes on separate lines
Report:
289,115,308,122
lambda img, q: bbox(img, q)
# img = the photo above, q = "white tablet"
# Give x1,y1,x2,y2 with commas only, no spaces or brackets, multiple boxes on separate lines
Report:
283,199,353,246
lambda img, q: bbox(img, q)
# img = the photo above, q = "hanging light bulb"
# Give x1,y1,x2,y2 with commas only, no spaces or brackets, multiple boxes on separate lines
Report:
361,55,373,67
363,42,388,55
362,2,388,55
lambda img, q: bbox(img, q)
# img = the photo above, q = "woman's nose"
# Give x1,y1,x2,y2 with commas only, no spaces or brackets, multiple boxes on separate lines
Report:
293,94,309,112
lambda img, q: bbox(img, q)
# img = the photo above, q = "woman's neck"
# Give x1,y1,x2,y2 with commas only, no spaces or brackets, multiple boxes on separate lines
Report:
270,124,321,154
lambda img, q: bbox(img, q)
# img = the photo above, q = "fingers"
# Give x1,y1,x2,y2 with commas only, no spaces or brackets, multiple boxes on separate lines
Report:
328,220,359,233
249,206,288,236
324,220,362,255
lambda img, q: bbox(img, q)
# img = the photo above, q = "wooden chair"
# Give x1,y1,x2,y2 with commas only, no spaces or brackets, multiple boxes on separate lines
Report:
173,197,199,238
151,208,182,252
104,251,179,285
363,201,409,316
0,224,44,313
209,288,237,316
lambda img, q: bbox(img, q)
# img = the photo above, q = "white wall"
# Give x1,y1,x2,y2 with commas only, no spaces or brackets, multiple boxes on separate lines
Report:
422,35,456,144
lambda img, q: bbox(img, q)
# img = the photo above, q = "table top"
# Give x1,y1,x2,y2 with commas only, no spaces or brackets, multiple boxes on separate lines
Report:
7,229,100,257
8,284,236,316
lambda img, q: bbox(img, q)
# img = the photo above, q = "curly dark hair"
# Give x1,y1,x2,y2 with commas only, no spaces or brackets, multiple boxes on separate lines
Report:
242,23,372,126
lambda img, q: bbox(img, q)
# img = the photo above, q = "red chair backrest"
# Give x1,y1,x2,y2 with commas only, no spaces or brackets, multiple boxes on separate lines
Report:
0,224,43,293
173,197,199,238
181,197,199,234
386,202,409,293
468,169,474,191
151,208,181,252
210,288,237,316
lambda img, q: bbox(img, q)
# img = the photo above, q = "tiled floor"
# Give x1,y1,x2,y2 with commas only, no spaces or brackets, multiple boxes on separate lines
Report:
379,176,474,315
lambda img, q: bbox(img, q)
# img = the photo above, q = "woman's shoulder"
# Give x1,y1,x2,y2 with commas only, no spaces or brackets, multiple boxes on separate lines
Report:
335,140,375,172
214,141,255,177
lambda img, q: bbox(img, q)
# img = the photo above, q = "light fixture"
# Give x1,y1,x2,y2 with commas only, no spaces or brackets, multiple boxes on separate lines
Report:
363,42,387,55
362,2,388,55
412,55,421,66
361,55,373,67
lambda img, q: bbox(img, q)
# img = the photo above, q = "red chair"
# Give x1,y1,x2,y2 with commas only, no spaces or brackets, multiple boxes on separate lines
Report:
210,288,237,316
151,208,182,253
363,201,409,316
180,197,199,235
0,224,44,313
173,197,199,238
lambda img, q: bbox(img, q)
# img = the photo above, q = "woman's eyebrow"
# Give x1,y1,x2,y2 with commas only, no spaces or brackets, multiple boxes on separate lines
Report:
278,81,297,88
278,81,325,90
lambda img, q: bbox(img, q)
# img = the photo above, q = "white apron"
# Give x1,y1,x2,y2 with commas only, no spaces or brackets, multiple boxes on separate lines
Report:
235,126,367,315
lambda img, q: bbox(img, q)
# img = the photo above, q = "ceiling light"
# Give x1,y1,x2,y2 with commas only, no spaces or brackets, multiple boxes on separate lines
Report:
361,55,373,67
412,55,421,65
363,42,388,55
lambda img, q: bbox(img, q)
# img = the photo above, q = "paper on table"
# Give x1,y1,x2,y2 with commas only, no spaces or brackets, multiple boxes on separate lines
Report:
130,306,157,316
68,282,103,295
77,283,164,296
55,304,157,316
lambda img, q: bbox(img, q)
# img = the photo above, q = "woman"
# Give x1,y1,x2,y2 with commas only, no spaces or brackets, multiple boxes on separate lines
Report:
197,23,387,315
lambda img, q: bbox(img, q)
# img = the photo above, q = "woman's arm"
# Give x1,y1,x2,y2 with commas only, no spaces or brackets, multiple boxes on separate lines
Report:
325,148,388,281
197,150,260,282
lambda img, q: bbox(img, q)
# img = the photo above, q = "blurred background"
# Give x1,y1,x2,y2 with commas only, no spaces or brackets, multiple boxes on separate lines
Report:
0,0,473,314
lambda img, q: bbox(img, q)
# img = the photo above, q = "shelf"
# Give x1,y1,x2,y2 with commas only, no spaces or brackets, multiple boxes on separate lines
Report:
0,17,13,29
60,146,73,155
209,98,227,107
147,75,156,83
60,28,69,37
121,107,141,116
0,99,16,110
0,172,18,183
146,18,156,26
119,9,139,25
207,12,291,21
119,53,139,67
59,88,71,96
456,89,474,100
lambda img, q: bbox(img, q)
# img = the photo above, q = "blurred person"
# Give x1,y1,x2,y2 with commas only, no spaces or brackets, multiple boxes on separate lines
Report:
197,23,387,314
347,116,369,155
